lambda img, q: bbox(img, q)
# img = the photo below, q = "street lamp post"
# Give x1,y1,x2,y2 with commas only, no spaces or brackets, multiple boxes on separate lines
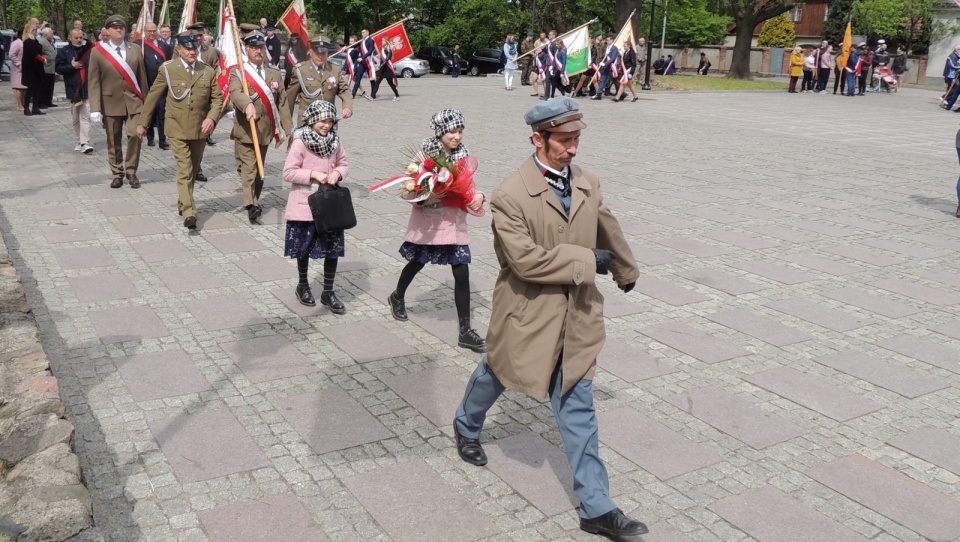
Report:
642,0,656,90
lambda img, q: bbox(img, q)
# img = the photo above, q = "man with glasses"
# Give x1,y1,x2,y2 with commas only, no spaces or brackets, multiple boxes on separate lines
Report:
136,22,172,149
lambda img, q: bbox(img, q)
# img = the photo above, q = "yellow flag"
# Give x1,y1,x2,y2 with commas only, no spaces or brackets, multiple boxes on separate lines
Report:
836,21,853,70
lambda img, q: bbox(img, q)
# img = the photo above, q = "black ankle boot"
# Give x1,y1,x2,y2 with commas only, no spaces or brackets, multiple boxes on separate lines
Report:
458,317,486,353
320,290,346,314
388,291,408,321
295,284,315,306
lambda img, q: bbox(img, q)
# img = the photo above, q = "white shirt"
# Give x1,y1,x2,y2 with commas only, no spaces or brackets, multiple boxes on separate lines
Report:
180,57,196,74
109,39,125,60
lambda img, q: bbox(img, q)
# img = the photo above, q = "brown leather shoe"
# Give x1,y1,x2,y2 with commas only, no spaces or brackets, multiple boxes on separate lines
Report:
195,171,208,182
110,177,123,188
127,174,140,189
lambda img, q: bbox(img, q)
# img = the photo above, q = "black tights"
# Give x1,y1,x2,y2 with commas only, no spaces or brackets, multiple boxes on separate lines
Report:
396,261,471,320
298,256,338,291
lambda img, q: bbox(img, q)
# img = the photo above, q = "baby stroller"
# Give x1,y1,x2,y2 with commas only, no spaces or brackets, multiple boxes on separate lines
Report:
873,63,898,92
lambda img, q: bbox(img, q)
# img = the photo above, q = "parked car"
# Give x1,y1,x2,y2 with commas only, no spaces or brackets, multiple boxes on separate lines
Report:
417,45,469,75
1,29,16,82
395,56,429,78
327,51,429,78
468,48,503,76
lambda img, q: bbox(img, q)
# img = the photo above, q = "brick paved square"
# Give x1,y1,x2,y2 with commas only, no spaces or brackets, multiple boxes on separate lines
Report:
88,306,169,343
41,224,98,244
383,367,498,427
484,432,581,516
744,367,882,422
68,273,140,302
132,238,195,262
221,335,320,384
198,493,330,542
148,409,271,483
319,322,417,363
53,246,116,269
640,321,750,364
30,204,80,221
236,255,296,283
155,264,228,293
887,428,960,476
185,295,266,331
204,232,267,254
598,337,678,382
98,200,148,217
814,350,947,398
114,350,212,401
272,389,393,455
707,309,812,347
114,217,170,237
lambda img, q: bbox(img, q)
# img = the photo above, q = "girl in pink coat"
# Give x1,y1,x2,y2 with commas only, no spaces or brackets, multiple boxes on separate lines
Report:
282,101,350,313
388,108,487,352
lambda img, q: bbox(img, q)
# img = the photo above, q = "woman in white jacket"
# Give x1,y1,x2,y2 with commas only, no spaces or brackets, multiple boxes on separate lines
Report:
503,35,518,90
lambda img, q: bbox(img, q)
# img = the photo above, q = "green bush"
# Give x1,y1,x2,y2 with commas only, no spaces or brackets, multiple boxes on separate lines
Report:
757,12,796,48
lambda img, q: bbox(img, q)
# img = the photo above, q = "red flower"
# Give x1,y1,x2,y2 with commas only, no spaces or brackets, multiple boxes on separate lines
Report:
422,158,437,171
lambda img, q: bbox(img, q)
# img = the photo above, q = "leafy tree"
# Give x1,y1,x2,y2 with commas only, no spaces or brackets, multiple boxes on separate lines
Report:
725,0,798,79
419,0,523,51
666,0,732,45
823,0,854,45
756,11,794,47
852,0,906,41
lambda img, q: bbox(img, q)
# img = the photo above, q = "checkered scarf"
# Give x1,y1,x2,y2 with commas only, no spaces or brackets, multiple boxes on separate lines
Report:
294,100,339,158
430,108,465,137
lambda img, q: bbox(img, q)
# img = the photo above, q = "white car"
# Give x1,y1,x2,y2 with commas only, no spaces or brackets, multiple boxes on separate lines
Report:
329,52,429,78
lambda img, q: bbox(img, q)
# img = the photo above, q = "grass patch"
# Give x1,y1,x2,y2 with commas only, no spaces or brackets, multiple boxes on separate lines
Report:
651,74,787,91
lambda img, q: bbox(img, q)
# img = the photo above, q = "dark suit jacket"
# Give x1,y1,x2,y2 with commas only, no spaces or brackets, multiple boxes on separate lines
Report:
55,40,93,101
136,39,173,86
266,34,282,66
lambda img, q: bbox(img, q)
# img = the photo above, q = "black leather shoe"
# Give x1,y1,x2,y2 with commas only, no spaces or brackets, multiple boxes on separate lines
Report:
454,422,487,466
195,171,208,182
458,327,487,353
31,109,45,115
388,291,408,321
580,508,649,538
183,216,197,230
296,284,316,306
320,291,346,314
206,136,216,145
248,205,262,222
110,177,123,188
159,140,170,150
147,139,155,146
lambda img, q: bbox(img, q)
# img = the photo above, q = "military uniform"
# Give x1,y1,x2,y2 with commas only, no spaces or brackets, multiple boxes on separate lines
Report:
230,61,287,213
88,15,149,186
280,59,352,137
138,51,223,225
519,37,534,85
199,45,220,69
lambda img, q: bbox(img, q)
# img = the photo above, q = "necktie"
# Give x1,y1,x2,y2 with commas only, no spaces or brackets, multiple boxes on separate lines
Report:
256,65,262,78
116,46,122,60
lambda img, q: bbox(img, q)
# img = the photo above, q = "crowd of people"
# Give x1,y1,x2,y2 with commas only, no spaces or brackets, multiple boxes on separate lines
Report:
786,39,906,95
8,14,658,540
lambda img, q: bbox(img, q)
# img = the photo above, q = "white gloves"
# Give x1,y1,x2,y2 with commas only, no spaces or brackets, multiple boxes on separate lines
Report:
90,112,103,124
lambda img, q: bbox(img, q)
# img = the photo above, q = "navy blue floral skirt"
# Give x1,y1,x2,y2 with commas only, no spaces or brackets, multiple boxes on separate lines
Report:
399,242,471,265
284,221,345,259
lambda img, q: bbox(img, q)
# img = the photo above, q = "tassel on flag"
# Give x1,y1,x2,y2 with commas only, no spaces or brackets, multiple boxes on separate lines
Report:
278,0,310,41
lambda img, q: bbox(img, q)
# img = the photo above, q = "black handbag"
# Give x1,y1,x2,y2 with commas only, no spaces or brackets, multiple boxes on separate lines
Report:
307,184,357,233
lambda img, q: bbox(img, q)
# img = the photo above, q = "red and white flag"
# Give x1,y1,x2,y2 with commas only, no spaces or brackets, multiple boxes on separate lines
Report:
372,21,413,63
216,0,242,97
279,0,309,41
178,0,198,33
134,0,155,40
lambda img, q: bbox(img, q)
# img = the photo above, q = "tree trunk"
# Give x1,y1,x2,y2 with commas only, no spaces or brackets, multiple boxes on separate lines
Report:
615,0,641,36
727,17,756,79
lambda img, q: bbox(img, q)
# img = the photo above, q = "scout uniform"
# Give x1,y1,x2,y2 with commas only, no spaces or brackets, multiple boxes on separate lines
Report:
230,32,289,221
280,39,353,138
137,32,223,230
88,15,149,188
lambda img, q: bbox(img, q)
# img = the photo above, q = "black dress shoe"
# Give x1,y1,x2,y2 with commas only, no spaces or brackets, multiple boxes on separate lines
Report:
110,177,123,188
296,284,316,306
206,136,216,146
147,139,155,146
454,422,487,466
580,508,649,538
159,140,170,150
183,216,197,230
590,96,602,100
388,291,408,321
23,109,32,116
248,205,262,222
195,171,208,182
47,103,58,108
320,291,346,314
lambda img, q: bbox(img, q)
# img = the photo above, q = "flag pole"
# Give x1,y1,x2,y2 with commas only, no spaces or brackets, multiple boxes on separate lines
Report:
159,0,168,26
340,14,413,52
515,17,599,61
226,0,265,177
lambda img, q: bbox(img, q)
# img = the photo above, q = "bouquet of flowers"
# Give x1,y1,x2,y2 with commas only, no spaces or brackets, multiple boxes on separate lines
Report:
369,149,484,216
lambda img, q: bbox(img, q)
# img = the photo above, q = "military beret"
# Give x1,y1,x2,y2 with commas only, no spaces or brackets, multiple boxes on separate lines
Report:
309,39,335,53
177,31,201,48
243,31,266,46
607,32,615,38
104,15,126,28
524,97,586,133
592,31,602,38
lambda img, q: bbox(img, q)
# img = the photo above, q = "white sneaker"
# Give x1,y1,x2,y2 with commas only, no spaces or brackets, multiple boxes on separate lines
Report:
74,143,83,152
392,96,400,101
81,144,94,154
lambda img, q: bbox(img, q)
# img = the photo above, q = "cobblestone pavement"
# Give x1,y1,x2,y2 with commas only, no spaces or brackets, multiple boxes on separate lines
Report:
2,76,960,542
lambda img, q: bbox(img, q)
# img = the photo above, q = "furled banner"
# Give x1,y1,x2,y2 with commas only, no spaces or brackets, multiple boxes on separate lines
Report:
178,0,198,33
216,0,242,97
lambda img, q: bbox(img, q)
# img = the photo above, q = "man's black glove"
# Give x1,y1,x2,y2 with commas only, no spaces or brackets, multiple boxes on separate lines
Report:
619,282,635,293
592,249,616,275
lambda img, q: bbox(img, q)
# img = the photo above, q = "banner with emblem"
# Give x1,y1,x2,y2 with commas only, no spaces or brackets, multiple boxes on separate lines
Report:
278,0,310,41
562,27,591,77
371,18,414,63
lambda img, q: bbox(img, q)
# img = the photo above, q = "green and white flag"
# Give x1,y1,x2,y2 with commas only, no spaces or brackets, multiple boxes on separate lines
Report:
563,26,591,77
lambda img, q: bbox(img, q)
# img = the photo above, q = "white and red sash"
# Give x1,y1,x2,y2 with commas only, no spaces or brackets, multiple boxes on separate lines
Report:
94,42,143,100
286,50,298,68
143,40,167,61
237,66,281,143
360,38,376,75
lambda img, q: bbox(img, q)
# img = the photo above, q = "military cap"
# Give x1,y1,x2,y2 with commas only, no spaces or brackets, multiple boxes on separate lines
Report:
524,96,586,133
238,22,260,34
309,39,335,53
264,25,277,31
243,31,266,46
177,31,201,48
104,15,126,28
187,22,205,31
592,31,602,38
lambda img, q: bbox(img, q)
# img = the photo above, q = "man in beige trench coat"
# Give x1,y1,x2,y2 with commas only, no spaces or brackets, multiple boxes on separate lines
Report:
453,96,648,539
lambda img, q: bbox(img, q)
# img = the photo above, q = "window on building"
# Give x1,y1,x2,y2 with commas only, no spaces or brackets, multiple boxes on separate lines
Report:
788,4,803,22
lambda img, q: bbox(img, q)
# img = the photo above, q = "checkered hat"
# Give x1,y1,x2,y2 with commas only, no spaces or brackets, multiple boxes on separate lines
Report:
301,100,338,128
430,109,465,137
